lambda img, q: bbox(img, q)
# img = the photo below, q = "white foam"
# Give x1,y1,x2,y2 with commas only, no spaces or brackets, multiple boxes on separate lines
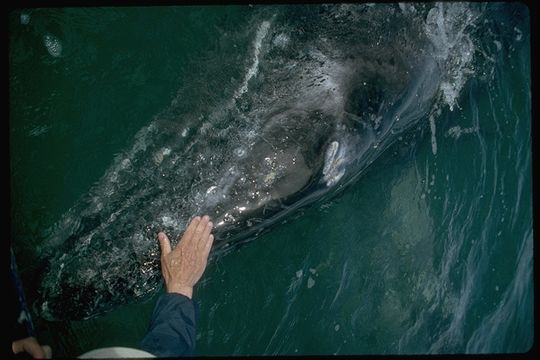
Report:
323,141,346,187
43,33,62,57
127,123,155,158
28,125,49,137
424,3,479,111
446,125,477,139
20,13,30,25
429,114,437,155
514,26,522,41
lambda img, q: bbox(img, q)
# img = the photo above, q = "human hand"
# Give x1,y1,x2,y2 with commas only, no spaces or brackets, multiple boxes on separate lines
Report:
12,337,52,359
158,215,214,299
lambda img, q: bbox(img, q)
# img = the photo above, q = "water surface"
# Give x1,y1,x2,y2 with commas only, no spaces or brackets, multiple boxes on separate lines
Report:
9,3,532,356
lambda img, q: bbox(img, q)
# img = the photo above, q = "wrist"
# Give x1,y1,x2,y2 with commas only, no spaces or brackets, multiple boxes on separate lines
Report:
167,285,193,299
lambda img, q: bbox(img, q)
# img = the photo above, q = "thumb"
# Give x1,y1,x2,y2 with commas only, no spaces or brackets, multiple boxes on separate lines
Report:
158,232,172,255
42,345,52,358
12,341,23,354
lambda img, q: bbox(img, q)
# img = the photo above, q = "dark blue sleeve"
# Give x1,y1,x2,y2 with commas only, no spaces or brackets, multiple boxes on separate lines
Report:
10,247,35,342
140,292,198,357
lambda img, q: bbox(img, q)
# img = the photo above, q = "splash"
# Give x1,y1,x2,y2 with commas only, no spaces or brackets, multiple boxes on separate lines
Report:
43,33,62,58
424,3,481,111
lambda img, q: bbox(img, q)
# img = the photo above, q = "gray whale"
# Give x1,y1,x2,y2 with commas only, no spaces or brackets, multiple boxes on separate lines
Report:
37,3,483,320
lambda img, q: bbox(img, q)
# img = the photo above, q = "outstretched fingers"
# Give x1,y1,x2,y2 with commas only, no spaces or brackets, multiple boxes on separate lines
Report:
170,215,214,258
178,216,201,247
203,234,214,260
192,215,210,243
158,232,172,256
198,220,214,251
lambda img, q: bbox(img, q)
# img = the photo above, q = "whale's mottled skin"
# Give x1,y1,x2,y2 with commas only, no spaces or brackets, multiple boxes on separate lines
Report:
37,3,483,320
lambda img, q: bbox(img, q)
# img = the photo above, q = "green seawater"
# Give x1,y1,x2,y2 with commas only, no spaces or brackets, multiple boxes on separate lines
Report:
9,4,532,356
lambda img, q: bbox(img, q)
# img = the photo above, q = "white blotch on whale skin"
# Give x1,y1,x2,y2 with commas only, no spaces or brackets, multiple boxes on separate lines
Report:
153,147,172,165
120,158,132,170
161,215,178,228
234,20,271,100
273,33,290,48
234,147,246,158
